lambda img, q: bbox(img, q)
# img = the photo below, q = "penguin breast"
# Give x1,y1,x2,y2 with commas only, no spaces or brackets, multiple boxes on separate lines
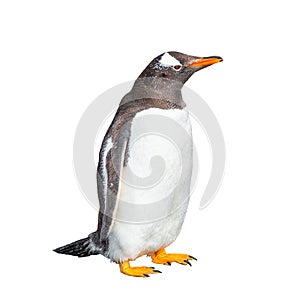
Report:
108,107,193,262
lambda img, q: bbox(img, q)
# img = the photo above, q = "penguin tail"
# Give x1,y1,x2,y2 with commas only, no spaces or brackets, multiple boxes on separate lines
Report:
53,232,102,257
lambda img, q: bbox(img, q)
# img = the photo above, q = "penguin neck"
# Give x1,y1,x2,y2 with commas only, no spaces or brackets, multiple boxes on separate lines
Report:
129,77,185,108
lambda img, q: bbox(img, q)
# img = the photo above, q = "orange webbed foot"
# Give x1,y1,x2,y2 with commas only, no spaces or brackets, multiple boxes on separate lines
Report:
151,248,197,266
119,261,161,277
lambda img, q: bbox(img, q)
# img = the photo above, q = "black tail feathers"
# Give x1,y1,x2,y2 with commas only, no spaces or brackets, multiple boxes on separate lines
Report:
53,232,102,257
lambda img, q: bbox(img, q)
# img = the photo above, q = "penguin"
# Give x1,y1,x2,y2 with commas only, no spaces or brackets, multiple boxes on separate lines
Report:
54,51,222,277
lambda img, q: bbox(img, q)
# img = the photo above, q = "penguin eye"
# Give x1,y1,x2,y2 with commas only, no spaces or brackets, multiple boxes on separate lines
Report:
173,65,182,71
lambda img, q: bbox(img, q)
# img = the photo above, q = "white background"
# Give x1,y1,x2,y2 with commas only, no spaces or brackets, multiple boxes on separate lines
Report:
1,0,299,299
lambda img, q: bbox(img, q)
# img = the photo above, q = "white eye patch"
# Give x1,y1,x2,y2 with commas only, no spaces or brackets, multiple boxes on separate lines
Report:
159,53,182,69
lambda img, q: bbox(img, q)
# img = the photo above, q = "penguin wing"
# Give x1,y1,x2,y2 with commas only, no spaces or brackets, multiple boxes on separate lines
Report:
96,111,131,241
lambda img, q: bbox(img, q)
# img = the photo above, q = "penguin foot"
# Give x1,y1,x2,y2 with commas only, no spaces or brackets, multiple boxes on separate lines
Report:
119,261,161,277
151,248,197,266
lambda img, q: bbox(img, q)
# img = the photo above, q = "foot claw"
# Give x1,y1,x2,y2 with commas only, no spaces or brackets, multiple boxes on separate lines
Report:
189,255,197,261
184,260,192,266
153,270,162,273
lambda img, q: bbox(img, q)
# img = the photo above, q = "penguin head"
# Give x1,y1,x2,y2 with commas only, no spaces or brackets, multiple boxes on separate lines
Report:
139,51,222,84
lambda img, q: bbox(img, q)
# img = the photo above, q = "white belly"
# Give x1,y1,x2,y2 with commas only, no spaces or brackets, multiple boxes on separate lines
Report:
108,108,193,262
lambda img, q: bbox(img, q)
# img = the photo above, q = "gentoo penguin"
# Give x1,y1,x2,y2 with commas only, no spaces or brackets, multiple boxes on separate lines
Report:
54,51,222,277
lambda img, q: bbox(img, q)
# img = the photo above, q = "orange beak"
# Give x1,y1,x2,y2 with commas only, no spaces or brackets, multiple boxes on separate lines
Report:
189,56,223,68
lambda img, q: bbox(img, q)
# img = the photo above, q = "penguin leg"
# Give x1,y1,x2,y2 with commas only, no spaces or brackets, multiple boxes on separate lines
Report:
151,248,197,266
119,261,161,277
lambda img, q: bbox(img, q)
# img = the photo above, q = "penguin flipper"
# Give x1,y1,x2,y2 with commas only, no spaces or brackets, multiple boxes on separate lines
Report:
96,109,131,241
